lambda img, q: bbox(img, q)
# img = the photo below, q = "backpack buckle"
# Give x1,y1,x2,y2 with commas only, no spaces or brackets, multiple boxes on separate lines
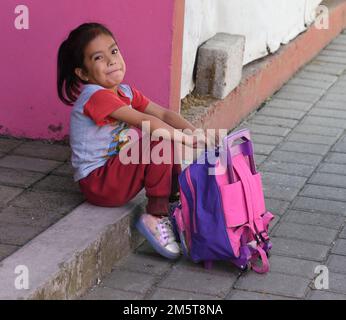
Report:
255,231,269,244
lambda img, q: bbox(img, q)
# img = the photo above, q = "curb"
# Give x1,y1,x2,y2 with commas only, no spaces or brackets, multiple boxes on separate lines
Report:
0,192,146,300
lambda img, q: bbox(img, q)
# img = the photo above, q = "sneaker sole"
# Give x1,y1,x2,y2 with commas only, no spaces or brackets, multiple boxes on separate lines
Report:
136,218,180,260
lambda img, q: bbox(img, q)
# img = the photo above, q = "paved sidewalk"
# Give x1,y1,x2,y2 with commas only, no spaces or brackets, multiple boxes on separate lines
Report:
0,140,85,261
81,31,346,300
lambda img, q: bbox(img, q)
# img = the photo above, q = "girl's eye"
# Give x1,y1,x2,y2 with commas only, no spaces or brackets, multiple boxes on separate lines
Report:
112,49,118,54
94,56,103,61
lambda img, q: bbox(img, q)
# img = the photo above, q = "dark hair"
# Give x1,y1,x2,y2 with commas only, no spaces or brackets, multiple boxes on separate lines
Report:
57,22,116,106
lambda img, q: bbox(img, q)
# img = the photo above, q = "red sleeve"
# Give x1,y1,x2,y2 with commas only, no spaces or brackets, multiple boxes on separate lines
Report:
130,87,150,113
83,89,128,126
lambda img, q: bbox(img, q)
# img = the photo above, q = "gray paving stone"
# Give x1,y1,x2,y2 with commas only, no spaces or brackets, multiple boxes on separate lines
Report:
309,109,346,121
265,99,313,111
293,124,343,137
0,186,23,208
0,223,43,246
325,43,346,52
325,272,346,294
333,142,346,153
12,141,71,161
322,92,346,103
150,288,220,300
301,184,346,202
115,253,172,276
51,162,74,177
158,269,235,298
265,198,290,216
284,210,345,230
260,160,315,177
0,167,45,188
252,134,283,145
0,138,22,153
269,150,323,166
308,290,346,300
254,154,267,166
339,226,346,239
261,172,306,187
278,142,330,156
305,61,346,75
0,155,62,173
268,255,320,279
295,70,338,83
0,244,19,261
303,116,346,129
257,107,305,120
253,143,275,156
263,184,301,202
234,272,310,298
280,84,325,95
314,100,346,110
246,124,291,137
249,115,298,129
273,222,338,245
101,269,157,294
270,237,330,261
286,133,337,146
81,286,145,300
273,91,321,103
324,152,346,164
328,86,346,94
331,239,346,256
292,197,346,215
227,290,294,300
315,55,346,65
309,172,346,189
287,77,334,90
32,175,81,194
327,255,346,274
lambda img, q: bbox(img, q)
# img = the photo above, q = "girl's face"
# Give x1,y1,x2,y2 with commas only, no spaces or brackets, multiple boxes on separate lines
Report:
75,34,126,91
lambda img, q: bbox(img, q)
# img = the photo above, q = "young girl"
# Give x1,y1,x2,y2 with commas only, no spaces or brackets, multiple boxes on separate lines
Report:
57,22,207,260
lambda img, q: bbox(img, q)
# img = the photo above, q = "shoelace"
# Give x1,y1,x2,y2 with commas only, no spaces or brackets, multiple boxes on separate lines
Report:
157,217,175,245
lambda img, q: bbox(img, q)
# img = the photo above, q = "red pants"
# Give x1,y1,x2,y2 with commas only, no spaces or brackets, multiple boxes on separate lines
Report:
79,137,182,215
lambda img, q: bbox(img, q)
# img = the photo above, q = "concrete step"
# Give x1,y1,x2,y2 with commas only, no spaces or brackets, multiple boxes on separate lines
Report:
0,191,146,299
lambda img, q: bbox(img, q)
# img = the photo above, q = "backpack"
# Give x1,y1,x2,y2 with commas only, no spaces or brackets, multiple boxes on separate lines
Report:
171,128,274,273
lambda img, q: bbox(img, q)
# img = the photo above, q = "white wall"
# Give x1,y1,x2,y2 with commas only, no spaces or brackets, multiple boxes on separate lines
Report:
181,0,323,98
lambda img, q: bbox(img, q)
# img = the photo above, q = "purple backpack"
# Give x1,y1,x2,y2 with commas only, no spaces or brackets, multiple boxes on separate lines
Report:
172,129,274,273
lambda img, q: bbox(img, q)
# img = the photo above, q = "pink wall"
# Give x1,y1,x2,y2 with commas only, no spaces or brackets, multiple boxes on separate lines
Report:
0,0,178,140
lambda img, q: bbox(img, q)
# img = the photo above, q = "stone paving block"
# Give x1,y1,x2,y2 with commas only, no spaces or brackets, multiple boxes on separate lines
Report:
301,184,346,202
322,92,346,103
286,133,337,146
293,124,343,137
324,152,346,164
254,154,267,166
314,100,346,110
158,269,235,298
234,272,310,298
295,70,338,83
333,35,346,45
287,77,334,90
252,134,283,145
284,210,345,230
309,172,346,189
303,116,346,129
305,61,345,75
227,290,294,300
270,237,330,262
115,253,172,276
339,226,346,239
9,190,85,214
268,150,323,166
81,286,145,300
309,108,346,120
265,99,313,111
265,198,290,216
273,222,338,245
278,142,330,156
328,85,346,94
292,197,346,215
324,272,346,294
268,255,320,279
261,172,306,187
308,290,346,300
260,160,315,178
257,107,305,120
51,162,74,177
280,84,325,95
150,288,220,300
263,184,300,202
32,175,81,194
0,138,22,153
249,115,298,128
0,223,43,246
0,186,23,208
331,239,346,256
333,142,346,153
253,143,275,156
246,124,291,137
325,43,346,52
0,155,62,173
0,205,65,228
0,244,19,261
315,54,346,65
273,91,321,103
12,141,71,162
0,167,45,188
101,269,157,294
327,255,346,274
318,163,346,175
